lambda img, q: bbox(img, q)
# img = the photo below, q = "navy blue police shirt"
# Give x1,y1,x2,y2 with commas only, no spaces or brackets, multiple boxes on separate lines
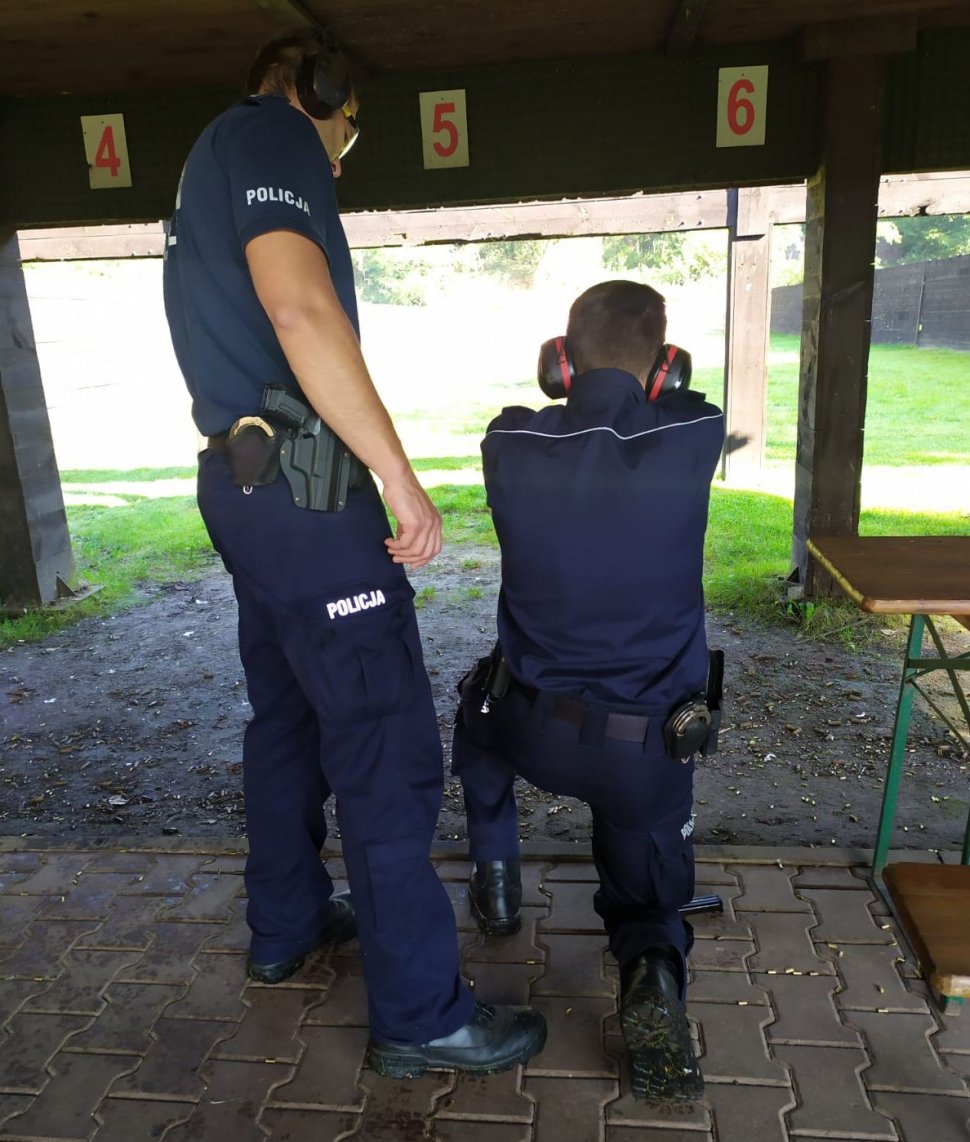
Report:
163,94,359,436
483,368,724,713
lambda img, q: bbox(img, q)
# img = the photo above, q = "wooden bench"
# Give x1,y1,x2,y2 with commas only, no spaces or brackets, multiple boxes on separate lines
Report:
883,862,970,1012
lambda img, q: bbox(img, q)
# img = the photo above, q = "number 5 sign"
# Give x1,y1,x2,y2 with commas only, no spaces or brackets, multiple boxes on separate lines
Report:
80,114,133,189
419,90,469,169
716,66,768,148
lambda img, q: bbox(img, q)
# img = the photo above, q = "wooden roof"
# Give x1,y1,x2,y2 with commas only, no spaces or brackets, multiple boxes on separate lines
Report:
2,0,969,98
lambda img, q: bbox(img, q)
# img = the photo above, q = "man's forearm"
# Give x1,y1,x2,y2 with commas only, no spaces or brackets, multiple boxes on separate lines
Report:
245,229,415,486
271,299,412,483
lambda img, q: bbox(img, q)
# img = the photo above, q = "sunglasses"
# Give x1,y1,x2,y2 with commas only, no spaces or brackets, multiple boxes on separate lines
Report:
335,101,359,159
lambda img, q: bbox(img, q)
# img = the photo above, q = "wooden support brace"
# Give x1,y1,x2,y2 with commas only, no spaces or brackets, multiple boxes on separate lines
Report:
803,16,918,61
792,57,884,597
722,187,772,480
0,231,74,610
666,0,709,57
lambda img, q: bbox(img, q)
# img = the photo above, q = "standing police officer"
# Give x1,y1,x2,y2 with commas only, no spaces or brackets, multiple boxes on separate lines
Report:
452,280,724,1100
163,26,545,1076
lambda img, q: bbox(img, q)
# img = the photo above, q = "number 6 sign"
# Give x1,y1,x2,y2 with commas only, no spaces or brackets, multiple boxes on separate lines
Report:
80,113,133,188
716,66,768,148
419,90,469,169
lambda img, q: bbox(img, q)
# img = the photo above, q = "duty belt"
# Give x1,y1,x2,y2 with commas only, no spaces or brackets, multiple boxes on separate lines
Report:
207,431,369,489
509,678,651,744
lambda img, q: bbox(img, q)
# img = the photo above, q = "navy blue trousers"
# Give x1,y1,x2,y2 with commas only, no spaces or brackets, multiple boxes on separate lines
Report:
453,682,695,984
198,451,474,1043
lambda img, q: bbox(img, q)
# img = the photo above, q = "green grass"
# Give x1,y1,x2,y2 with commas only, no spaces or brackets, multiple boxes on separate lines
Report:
3,474,964,647
702,485,968,632
765,336,970,466
412,456,480,472
414,585,437,609
3,339,967,648
61,466,196,483
1,497,217,646
436,484,498,545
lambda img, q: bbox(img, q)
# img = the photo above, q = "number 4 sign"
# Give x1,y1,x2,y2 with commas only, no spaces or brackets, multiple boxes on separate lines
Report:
419,91,469,169
80,114,133,189
716,66,768,148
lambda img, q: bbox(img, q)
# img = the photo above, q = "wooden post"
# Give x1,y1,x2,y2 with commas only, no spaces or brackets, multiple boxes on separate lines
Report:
791,55,883,596
0,230,74,611
722,187,771,480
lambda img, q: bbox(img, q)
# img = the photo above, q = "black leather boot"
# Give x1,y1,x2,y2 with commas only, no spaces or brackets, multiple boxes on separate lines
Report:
367,1002,546,1078
469,860,522,936
247,890,357,985
619,950,704,1102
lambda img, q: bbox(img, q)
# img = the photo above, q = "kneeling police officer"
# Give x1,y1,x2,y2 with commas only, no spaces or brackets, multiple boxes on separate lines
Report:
453,280,724,1100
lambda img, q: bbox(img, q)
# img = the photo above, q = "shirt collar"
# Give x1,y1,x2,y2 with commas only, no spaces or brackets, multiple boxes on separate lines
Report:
565,368,645,412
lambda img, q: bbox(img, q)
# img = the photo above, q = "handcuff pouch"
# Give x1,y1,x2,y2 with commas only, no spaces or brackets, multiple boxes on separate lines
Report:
226,417,280,487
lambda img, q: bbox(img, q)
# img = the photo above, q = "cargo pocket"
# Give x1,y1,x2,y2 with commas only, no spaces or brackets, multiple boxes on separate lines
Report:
648,823,696,914
353,601,421,720
286,582,421,725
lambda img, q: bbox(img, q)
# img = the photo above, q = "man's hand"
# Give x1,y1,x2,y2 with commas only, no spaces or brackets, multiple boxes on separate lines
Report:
381,475,442,568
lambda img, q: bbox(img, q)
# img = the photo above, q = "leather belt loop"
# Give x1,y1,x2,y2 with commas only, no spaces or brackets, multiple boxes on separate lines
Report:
511,678,650,744
578,705,608,748
551,695,585,729
605,711,651,744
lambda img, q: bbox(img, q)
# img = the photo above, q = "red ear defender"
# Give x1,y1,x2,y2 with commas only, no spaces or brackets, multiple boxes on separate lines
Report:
645,344,692,401
537,336,575,400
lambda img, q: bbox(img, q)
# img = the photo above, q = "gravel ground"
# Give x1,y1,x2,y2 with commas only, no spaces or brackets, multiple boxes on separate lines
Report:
1,547,968,853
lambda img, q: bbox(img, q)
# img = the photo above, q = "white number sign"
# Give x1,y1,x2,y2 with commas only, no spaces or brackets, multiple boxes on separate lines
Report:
419,90,469,169
716,67,769,149
81,114,133,188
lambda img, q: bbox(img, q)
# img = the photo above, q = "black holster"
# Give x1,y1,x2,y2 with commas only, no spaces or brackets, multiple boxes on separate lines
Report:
260,384,368,512
701,649,724,756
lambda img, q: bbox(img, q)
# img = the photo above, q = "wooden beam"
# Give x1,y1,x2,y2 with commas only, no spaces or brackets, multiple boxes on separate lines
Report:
249,0,321,32
879,172,970,218
792,56,884,596
0,231,74,610
18,172,970,262
666,0,708,56
247,0,378,75
18,224,167,260
803,16,917,60
722,188,771,480
343,191,737,246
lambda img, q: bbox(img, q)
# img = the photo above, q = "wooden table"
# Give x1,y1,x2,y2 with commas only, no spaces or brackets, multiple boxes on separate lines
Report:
807,536,970,1011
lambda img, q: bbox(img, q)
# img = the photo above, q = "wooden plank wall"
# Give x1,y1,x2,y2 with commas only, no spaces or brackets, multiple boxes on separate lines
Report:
773,253,970,350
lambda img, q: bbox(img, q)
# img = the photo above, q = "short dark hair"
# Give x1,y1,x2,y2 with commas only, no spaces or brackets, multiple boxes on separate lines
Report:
566,280,667,378
246,27,352,103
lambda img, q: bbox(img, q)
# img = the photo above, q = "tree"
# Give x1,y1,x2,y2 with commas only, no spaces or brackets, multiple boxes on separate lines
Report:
351,248,426,305
876,214,970,266
473,239,549,288
602,232,725,285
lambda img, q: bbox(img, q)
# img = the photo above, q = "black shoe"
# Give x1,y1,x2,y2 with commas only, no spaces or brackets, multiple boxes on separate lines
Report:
366,1002,546,1078
246,890,357,985
620,952,704,1102
469,860,522,936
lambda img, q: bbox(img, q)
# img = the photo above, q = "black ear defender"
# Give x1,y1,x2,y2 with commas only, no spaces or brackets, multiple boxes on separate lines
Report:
296,29,352,119
537,337,576,400
645,343,692,400
537,337,693,401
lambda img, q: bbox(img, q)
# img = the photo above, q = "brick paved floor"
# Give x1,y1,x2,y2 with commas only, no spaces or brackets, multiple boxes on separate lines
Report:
1,841,968,1141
